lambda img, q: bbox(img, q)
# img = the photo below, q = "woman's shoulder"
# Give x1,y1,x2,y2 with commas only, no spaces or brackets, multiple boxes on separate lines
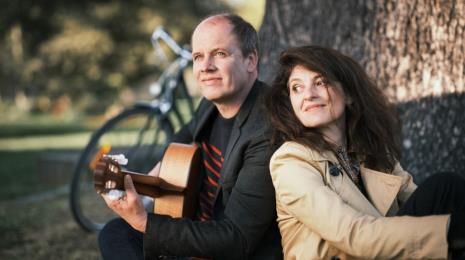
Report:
271,141,329,163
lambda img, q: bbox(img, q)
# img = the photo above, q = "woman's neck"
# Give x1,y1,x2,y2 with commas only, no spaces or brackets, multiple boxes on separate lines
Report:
320,118,346,148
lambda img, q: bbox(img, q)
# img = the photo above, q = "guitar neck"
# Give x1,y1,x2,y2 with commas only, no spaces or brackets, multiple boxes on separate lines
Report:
94,143,201,218
118,170,184,197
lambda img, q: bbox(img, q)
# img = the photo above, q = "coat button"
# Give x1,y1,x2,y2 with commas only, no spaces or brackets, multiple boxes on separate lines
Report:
329,164,340,176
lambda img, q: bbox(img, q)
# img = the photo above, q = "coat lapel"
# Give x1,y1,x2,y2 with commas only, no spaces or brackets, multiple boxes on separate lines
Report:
321,151,382,217
336,169,382,217
214,81,262,205
223,81,260,163
193,102,215,139
361,167,402,216
311,147,404,217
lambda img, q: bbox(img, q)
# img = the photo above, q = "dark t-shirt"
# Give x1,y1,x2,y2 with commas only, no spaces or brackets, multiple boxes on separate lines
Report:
196,111,235,221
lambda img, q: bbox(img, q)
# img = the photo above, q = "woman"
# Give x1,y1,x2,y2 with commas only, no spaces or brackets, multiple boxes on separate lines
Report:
266,46,465,259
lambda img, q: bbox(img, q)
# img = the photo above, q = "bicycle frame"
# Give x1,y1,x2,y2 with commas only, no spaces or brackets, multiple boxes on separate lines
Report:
149,26,194,129
70,26,196,232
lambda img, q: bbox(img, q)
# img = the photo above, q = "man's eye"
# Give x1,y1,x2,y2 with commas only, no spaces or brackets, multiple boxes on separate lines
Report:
193,55,201,61
215,52,226,57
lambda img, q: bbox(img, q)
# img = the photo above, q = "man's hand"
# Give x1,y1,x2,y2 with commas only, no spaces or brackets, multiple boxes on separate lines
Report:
102,175,148,233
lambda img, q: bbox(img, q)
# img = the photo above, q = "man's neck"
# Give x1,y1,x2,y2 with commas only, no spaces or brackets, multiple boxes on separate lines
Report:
215,78,256,119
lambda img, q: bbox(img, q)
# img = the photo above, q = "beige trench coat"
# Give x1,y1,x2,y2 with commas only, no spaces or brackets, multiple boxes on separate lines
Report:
270,142,450,259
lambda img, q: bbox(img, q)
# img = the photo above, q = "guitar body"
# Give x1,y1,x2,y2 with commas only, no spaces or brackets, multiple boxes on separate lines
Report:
154,143,201,218
93,143,201,219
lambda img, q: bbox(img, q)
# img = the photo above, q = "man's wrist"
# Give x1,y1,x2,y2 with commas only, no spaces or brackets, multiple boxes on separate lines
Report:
133,212,148,233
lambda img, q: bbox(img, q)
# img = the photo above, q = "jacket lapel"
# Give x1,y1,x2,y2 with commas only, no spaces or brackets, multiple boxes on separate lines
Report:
361,167,402,216
337,169,383,217
213,81,261,206
320,151,382,217
223,81,260,163
193,102,216,139
311,148,404,217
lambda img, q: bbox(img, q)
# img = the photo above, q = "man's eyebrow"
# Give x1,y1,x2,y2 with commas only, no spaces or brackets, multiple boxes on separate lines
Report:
212,47,230,53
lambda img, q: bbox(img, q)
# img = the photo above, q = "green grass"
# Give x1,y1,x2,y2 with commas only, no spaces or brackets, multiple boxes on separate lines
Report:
0,151,43,200
0,115,94,200
0,114,96,138
0,122,92,138
0,116,102,258
0,98,198,258
0,133,92,151
0,99,198,201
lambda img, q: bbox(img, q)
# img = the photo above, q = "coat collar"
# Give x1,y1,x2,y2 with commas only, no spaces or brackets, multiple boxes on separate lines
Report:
361,167,402,216
316,149,403,216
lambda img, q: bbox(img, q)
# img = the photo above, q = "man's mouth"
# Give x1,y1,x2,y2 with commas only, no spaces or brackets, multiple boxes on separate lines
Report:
202,77,222,83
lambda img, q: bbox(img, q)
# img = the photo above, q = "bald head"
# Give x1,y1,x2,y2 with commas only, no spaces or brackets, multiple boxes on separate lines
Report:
190,13,258,115
192,13,258,57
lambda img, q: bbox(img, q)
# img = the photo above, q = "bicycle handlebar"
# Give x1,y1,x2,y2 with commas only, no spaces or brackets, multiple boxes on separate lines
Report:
151,27,192,61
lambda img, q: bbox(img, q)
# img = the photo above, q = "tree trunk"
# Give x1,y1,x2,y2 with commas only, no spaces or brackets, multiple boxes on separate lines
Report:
259,0,465,182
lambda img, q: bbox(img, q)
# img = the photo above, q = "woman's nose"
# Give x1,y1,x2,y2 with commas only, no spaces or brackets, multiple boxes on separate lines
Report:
303,84,319,100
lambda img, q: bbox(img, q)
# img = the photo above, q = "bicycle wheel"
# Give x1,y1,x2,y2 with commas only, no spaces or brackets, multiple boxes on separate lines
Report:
70,105,174,232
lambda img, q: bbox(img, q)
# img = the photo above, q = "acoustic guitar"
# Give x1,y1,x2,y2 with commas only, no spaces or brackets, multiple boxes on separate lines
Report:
93,143,201,219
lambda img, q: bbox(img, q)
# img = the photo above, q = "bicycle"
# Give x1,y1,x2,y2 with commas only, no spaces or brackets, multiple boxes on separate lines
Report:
69,26,194,232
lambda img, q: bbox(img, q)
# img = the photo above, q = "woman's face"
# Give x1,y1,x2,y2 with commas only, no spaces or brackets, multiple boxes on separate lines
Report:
288,65,349,134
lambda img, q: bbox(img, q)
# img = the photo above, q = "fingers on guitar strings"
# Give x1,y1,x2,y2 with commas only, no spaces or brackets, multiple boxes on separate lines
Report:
105,180,117,189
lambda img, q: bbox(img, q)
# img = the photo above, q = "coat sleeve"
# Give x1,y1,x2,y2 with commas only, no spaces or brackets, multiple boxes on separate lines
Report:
143,134,277,259
270,143,449,259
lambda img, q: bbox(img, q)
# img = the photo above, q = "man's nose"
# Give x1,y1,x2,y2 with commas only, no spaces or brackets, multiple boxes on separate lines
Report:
200,56,216,72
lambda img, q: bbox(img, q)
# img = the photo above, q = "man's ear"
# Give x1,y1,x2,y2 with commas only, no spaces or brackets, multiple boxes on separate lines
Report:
246,50,258,72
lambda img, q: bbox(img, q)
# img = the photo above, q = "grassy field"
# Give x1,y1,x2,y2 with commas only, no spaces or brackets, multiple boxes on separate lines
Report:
0,98,197,258
0,117,101,259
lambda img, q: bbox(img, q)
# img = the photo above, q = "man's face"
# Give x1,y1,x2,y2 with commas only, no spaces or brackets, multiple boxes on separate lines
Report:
191,18,254,104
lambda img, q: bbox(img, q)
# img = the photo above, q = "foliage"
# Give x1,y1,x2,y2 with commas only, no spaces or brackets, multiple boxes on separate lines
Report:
0,0,230,117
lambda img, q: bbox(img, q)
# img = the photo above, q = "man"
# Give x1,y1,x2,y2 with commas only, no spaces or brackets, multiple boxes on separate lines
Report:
98,13,282,259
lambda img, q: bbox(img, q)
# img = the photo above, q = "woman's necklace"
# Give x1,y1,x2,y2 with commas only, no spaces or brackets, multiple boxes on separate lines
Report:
335,146,361,186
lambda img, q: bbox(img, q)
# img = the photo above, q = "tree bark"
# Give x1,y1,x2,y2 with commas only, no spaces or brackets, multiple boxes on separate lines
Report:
259,0,465,182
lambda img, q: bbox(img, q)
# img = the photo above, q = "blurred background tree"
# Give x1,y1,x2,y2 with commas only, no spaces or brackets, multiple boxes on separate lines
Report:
1,0,462,180
259,0,464,181
0,0,264,121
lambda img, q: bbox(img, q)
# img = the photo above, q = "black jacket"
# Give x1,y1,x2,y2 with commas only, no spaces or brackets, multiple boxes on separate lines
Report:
143,80,283,259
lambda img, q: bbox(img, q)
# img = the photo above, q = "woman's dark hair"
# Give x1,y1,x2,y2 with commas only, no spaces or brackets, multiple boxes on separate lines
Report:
266,46,402,172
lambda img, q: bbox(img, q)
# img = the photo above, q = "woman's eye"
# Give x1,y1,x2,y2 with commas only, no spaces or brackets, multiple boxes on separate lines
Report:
315,80,325,87
291,85,303,92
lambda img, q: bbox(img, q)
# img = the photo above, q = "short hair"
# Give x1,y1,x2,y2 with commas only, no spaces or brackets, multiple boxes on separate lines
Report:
221,13,259,57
